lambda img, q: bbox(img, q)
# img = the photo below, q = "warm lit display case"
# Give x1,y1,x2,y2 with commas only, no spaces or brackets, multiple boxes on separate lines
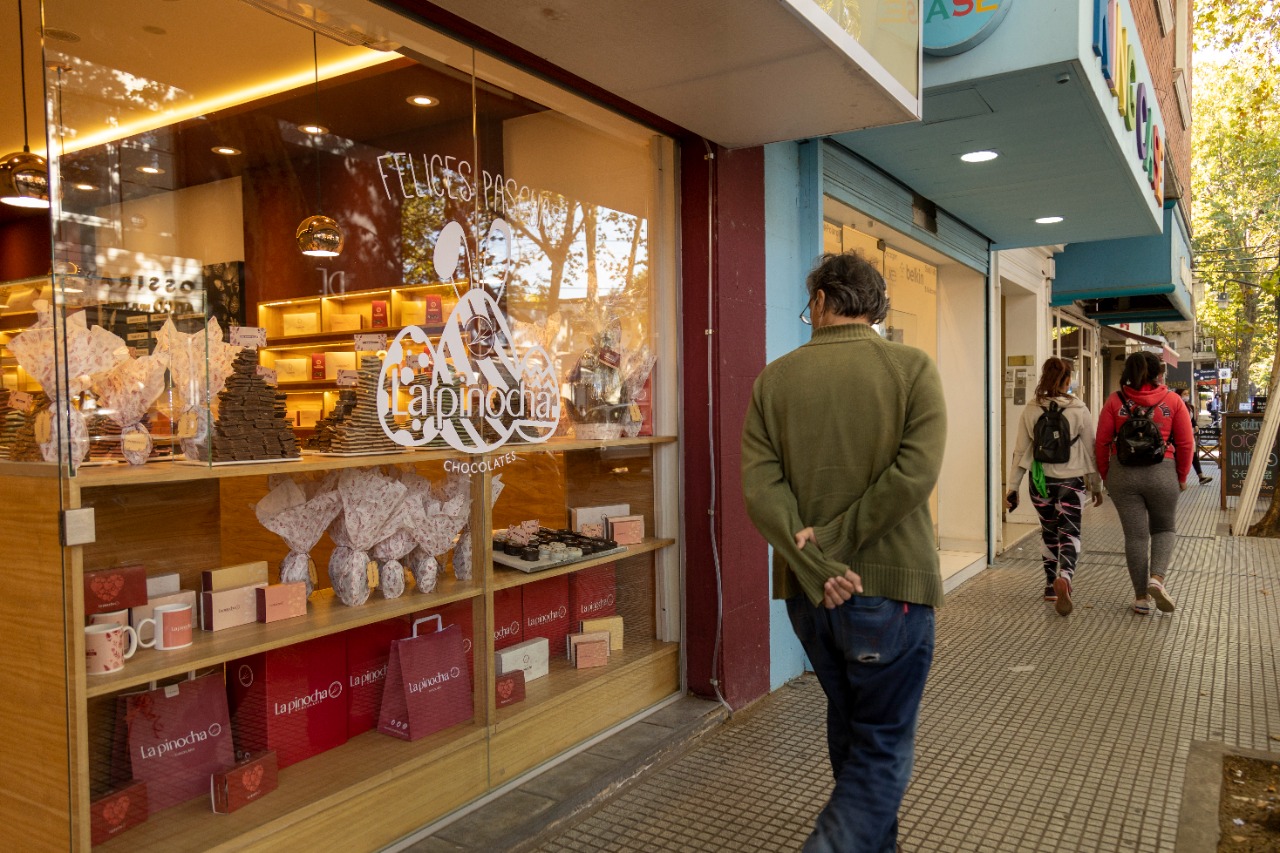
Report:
0,1,680,849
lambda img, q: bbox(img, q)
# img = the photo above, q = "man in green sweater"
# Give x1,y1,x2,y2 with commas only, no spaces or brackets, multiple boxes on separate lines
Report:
741,252,947,853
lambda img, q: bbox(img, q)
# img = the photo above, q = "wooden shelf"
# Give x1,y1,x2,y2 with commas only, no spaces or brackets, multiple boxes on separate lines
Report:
64,436,677,489
262,324,443,349
492,537,675,591
492,635,677,730
0,310,37,333
94,721,489,853
84,578,481,698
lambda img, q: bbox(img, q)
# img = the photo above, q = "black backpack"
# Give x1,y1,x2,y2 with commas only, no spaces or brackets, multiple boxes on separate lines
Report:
1033,401,1076,464
1114,390,1168,466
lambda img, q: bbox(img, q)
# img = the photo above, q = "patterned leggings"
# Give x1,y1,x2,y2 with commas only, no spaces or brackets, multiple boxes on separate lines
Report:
1031,476,1085,586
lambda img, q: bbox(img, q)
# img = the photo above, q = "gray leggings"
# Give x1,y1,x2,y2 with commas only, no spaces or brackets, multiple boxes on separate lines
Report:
1106,458,1180,597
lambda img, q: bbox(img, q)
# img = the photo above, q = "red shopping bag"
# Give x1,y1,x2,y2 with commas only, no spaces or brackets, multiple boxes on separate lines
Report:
119,673,235,814
377,615,473,742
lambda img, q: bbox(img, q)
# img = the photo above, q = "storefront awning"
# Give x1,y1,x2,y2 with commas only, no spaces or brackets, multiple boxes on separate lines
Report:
825,0,1173,249
1051,202,1194,325
385,0,922,147
1100,326,1180,366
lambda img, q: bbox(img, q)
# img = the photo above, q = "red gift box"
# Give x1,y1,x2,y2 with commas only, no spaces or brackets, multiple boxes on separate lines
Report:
227,634,348,769
310,353,326,380
425,294,443,324
493,587,523,650
495,670,525,708
211,751,278,814
416,598,475,684
91,781,148,844
84,564,148,616
523,575,570,654
371,299,389,328
345,617,411,737
570,564,617,625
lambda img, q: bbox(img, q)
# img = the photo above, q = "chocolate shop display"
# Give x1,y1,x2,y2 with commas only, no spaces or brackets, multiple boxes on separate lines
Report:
317,355,400,455
564,315,655,441
154,318,241,461
492,520,626,574
0,389,29,460
9,304,129,465
210,350,300,462
303,389,357,452
5,390,48,462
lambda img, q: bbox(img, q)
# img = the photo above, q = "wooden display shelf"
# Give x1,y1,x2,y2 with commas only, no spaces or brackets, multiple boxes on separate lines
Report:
262,324,443,349
94,721,489,853
488,637,679,784
274,379,344,390
491,537,674,591
0,310,38,333
63,435,676,489
84,578,481,699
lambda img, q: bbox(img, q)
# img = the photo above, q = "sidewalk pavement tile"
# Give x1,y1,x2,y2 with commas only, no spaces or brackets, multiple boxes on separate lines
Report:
534,465,1280,852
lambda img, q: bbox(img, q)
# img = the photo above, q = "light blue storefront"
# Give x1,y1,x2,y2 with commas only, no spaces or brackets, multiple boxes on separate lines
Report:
761,0,1189,688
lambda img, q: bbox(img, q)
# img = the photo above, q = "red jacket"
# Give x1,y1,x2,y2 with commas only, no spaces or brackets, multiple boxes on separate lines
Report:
1094,383,1194,482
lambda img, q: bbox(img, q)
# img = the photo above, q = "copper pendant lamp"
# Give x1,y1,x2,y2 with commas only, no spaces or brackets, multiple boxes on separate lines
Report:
0,1,50,209
296,32,343,257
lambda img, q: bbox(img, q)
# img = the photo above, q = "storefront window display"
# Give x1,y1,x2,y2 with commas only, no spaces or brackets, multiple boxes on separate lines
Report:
0,1,679,849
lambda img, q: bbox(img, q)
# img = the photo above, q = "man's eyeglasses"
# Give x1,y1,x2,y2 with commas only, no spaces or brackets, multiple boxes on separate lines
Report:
799,300,812,326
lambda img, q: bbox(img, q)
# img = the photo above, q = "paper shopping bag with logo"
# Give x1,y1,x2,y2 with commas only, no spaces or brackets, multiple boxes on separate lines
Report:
119,673,235,814
227,633,348,769
378,615,473,742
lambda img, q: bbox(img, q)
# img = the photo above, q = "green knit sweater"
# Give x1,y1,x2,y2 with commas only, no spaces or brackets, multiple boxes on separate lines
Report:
741,322,947,608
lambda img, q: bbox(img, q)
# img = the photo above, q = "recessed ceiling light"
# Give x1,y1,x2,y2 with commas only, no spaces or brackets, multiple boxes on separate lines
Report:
299,124,328,135
1035,216,1064,224
73,183,97,191
211,146,241,156
406,95,438,107
136,165,164,175
960,150,999,163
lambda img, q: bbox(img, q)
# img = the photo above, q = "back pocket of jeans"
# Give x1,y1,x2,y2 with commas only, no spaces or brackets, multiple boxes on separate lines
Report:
836,596,905,666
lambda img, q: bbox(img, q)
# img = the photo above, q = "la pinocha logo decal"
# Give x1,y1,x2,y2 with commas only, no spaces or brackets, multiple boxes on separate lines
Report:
378,216,560,453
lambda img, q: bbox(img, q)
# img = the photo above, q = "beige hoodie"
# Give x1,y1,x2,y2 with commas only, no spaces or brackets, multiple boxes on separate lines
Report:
1007,394,1101,494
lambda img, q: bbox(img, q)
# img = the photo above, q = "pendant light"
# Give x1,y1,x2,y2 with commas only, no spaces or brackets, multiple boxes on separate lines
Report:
296,32,343,257
0,1,50,209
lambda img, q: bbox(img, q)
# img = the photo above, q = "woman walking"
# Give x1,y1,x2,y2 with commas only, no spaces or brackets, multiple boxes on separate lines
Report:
1095,351,1194,615
1005,357,1103,616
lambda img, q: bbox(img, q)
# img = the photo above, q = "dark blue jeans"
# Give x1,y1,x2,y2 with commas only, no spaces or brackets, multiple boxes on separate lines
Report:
787,594,936,853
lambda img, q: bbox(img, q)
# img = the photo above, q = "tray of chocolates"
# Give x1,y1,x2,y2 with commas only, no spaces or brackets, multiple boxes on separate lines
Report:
491,523,626,574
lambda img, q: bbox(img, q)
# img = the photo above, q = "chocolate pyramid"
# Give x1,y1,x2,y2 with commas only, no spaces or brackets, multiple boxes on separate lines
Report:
210,350,299,462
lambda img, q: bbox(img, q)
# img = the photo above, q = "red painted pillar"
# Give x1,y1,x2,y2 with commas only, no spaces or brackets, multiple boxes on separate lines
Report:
680,144,770,710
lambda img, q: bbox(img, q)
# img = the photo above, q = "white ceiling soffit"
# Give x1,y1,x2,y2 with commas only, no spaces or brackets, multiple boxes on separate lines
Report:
412,0,921,148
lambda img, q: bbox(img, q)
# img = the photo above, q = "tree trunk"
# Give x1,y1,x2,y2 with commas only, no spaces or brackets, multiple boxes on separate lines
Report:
1228,283,1260,411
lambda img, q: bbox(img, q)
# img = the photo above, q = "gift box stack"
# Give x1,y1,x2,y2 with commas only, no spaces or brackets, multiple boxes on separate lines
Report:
211,350,299,461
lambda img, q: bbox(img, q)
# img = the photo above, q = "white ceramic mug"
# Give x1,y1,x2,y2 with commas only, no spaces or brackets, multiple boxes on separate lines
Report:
85,623,138,675
137,602,193,651
88,609,129,629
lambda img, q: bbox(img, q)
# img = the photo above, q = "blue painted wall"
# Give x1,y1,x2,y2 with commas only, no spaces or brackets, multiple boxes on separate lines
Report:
762,141,814,689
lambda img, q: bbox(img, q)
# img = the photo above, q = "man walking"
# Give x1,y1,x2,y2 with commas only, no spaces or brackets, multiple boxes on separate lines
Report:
741,252,947,853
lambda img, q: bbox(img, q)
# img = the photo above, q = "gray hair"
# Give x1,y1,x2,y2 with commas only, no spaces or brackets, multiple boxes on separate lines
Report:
805,252,889,324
